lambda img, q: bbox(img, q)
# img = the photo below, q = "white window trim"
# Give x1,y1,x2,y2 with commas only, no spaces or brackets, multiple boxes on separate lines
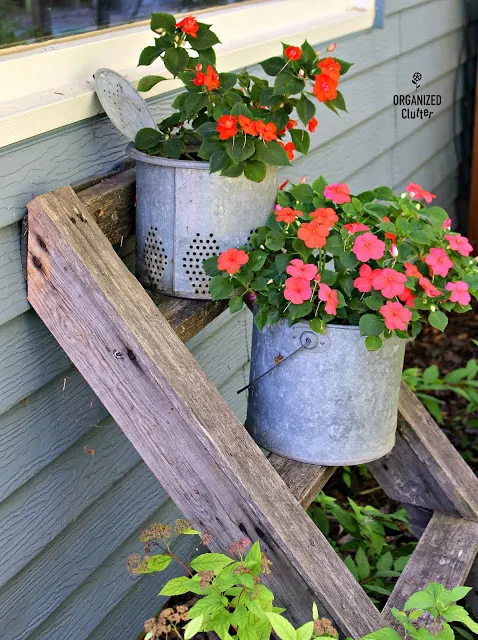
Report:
0,0,375,148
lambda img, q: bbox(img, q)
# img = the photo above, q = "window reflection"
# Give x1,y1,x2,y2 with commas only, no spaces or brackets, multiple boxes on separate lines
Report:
0,0,242,49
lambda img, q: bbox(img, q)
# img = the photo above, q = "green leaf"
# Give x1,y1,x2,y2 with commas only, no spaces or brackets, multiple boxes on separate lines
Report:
312,176,327,195
394,555,410,572
219,72,238,91
260,56,285,76
429,309,448,332
355,546,370,580
266,613,297,640
335,58,353,75
163,137,183,159
190,552,234,572
159,576,193,596
244,160,267,183
296,93,316,126
189,24,221,50
181,528,202,535
209,275,235,299
221,161,244,178
137,75,167,92
290,129,310,154
290,184,314,202
146,553,173,572
296,621,314,640
265,230,285,251
196,121,219,138
150,12,176,34
135,127,162,151
184,615,204,640
423,364,440,384
359,314,384,337
331,90,347,112
273,73,305,96
185,92,208,116
229,295,244,313
255,140,290,166
365,293,385,311
248,250,268,271
203,256,220,276
442,605,478,632
360,629,402,640
138,46,161,66
225,136,256,163
404,590,434,611
163,47,189,77
374,186,394,201
376,551,394,572
210,150,229,174
365,336,383,351
309,317,325,334
344,555,359,581
338,250,358,270
245,540,262,566
442,586,472,604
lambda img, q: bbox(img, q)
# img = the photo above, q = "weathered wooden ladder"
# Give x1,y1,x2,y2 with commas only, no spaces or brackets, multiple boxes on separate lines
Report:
23,167,478,639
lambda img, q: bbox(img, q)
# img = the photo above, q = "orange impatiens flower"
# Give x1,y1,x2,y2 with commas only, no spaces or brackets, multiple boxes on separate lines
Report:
317,57,341,81
313,73,338,102
310,207,338,227
194,65,220,91
275,206,302,224
308,117,318,133
297,220,330,248
278,141,295,160
255,121,278,142
217,115,238,140
285,45,301,61
176,16,199,38
238,115,258,136
217,248,249,275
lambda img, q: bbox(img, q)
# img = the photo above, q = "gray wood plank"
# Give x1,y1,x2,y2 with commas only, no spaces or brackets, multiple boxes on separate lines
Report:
383,513,478,630
268,455,335,510
26,186,383,636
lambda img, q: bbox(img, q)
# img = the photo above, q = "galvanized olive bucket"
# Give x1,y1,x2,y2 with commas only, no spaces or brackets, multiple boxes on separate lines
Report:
127,144,279,299
246,320,406,465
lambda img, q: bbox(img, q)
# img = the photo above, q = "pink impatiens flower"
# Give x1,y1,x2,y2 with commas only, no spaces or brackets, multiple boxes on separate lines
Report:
353,264,375,293
286,259,318,281
405,182,436,204
344,222,369,234
419,277,441,298
318,283,339,315
372,268,407,299
352,232,386,262
380,301,412,331
284,277,312,304
442,218,452,230
445,234,473,257
324,183,351,204
405,262,421,278
446,281,471,306
424,247,453,277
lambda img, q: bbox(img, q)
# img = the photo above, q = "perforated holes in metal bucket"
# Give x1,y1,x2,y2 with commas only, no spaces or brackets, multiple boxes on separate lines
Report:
144,228,168,290
182,233,220,296
247,228,260,247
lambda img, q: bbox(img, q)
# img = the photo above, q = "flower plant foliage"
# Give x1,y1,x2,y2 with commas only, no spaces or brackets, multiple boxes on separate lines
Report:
135,13,352,181
204,180,478,350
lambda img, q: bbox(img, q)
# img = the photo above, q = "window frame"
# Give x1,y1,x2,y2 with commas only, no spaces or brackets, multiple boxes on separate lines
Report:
0,0,375,148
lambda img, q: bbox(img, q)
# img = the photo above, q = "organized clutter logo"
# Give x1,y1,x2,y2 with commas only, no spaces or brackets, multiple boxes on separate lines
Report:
393,72,441,120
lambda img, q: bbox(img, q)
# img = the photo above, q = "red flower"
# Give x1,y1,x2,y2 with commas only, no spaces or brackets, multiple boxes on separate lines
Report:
217,248,248,275
318,283,339,315
313,74,338,102
310,207,338,227
344,222,369,234
279,179,290,191
380,301,412,331
446,281,471,306
286,258,318,280
278,141,295,160
284,277,311,304
372,268,407,299
419,277,441,298
445,234,473,257
317,57,341,81
176,16,199,38
275,207,302,224
217,115,238,140
298,220,330,248
238,115,258,136
324,183,351,204
352,232,385,262
398,288,415,307
405,262,421,278
193,71,206,86
285,46,301,61
308,117,318,133
405,182,436,204
382,216,397,244
204,65,220,91
424,247,453,277
354,264,375,293
256,121,278,142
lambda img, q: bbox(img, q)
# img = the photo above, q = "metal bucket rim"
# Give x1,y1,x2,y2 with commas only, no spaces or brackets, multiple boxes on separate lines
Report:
260,317,361,333
126,142,210,169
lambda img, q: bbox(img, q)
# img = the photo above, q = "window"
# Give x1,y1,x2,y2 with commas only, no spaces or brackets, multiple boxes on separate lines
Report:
0,0,244,49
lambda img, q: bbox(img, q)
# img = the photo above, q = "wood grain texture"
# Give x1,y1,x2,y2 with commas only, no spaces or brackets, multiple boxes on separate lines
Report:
26,186,383,637
369,383,478,521
469,63,478,245
269,455,335,509
383,513,478,629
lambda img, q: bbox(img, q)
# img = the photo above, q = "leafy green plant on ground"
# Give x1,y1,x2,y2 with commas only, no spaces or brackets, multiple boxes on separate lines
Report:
403,359,478,425
308,493,416,606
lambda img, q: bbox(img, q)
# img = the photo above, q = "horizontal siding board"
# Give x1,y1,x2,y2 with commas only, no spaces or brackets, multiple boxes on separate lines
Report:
385,0,432,17
395,140,458,195
0,462,168,640
345,151,394,194
29,501,189,640
399,0,464,52
0,223,29,324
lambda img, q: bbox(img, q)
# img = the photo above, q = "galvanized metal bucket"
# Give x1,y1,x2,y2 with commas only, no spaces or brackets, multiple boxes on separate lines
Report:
127,144,279,299
246,320,406,465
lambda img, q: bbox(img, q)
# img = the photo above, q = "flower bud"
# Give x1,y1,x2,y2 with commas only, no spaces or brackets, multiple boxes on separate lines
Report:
195,63,202,71
298,69,305,78
390,244,398,258
327,43,337,52
430,305,436,312
299,175,307,184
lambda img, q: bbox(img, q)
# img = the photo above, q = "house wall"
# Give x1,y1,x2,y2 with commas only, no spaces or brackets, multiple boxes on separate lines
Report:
0,1,473,638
